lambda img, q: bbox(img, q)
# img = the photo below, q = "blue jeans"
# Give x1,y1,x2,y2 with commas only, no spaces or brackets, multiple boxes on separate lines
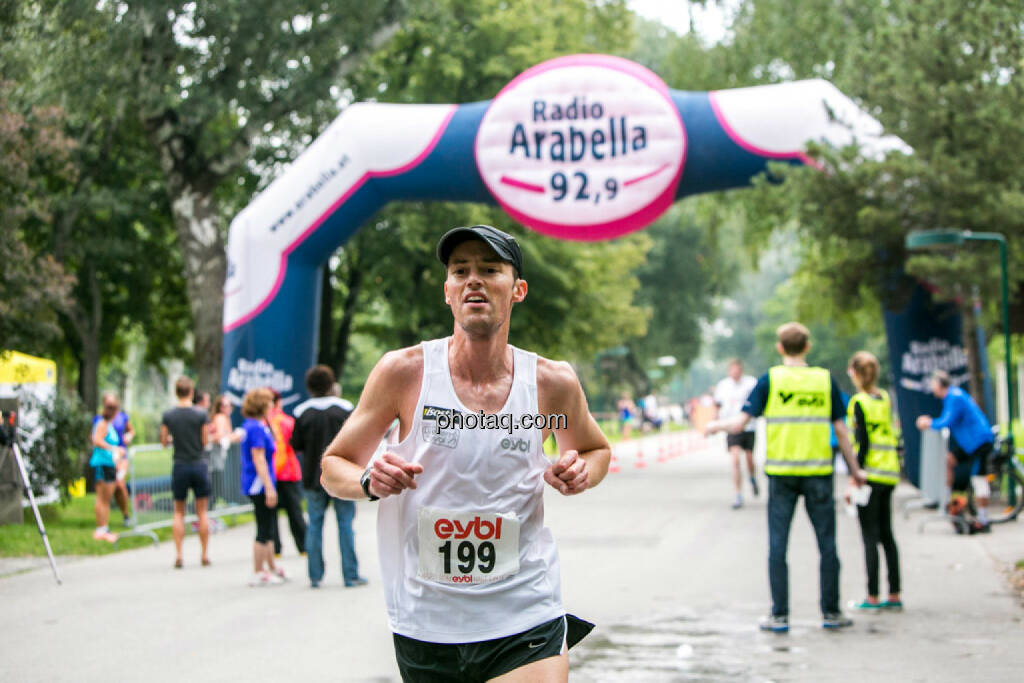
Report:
303,487,360,584
767,475,840,617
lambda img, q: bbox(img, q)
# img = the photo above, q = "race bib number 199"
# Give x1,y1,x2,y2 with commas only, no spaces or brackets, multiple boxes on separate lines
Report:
417,508,520,585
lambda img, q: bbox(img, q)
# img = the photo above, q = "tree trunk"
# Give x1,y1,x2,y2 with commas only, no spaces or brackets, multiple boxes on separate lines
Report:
70,266,103,413
166,181,226,394
79,332,101,415
333,265,364,380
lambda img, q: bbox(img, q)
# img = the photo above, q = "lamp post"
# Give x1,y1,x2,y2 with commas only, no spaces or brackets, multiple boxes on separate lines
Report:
905,230,1014,501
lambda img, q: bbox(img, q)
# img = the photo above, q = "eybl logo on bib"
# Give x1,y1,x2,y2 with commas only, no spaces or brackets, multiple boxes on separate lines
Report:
475,54,686,241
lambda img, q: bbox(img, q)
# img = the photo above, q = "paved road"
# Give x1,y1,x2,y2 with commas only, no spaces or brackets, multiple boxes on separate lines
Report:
2,433,1023,682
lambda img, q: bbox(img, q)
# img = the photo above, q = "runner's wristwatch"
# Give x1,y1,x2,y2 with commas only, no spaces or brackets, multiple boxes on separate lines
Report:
360,468,379,501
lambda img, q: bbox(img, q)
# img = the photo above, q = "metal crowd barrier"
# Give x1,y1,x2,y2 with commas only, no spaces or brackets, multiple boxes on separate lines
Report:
115,443,253,548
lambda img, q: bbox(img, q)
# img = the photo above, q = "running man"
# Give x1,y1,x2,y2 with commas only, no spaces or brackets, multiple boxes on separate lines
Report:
321,225,610,682
713,359,759,509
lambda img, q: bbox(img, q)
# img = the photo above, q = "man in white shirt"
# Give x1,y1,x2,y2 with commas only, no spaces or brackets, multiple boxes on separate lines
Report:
320,225,611,682
714,359,759,509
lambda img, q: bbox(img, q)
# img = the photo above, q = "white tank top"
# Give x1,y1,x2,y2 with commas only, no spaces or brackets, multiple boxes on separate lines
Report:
376,337,563,643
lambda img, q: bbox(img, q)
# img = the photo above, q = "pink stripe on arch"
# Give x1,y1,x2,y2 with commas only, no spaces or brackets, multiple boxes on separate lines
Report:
500,175,546,193
707,91,819,169
623,163,670,187
223,105,458,333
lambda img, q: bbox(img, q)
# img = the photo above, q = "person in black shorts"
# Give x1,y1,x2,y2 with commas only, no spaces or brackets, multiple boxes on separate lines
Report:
161,376,211,568
713,360,760,509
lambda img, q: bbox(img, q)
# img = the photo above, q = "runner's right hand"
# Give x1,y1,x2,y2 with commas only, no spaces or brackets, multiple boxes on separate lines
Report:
265,488,278,508
369,452,423,499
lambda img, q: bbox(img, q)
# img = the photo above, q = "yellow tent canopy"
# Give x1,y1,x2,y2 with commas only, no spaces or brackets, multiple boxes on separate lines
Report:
0,350,57,385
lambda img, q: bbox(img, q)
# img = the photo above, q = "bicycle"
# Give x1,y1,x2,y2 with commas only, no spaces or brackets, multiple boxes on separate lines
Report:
979,432,1024,525
941,431,1024,534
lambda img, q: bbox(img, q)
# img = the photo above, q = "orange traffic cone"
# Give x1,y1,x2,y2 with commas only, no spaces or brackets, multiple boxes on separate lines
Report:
609,452,621,473
635,443,647,469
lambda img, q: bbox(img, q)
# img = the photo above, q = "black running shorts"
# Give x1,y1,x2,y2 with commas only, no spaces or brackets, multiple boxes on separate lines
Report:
392,614,594,683
171,461,211,501
727,431,756,451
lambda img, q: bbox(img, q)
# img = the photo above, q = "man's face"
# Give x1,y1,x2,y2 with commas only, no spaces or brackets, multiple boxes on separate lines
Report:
728,362,742,381
443,239,526,338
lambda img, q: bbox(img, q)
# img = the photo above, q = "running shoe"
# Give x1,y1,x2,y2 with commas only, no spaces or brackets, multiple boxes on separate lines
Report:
880,600,904,611
249,571,284,587
273,567,288,581
758,615,789,633
750,477,760,497
822,613,854,629
968,521,991,534
852,599,882,611
731,495,743,510
92,528,117,543
345,577,369,588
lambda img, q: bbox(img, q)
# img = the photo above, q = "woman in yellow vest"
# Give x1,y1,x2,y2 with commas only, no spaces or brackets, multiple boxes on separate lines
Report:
846,351,902,611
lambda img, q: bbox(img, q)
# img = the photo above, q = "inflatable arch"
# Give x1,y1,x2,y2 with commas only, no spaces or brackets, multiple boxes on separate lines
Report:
222,54,905,404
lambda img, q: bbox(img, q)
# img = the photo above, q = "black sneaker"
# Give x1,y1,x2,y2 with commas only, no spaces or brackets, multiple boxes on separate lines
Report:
968,521,992,534
822,612,853,629
750,477,760,497
759,615,789,633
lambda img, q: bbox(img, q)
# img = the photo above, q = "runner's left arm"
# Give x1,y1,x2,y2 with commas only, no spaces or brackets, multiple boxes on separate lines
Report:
540,359,611,495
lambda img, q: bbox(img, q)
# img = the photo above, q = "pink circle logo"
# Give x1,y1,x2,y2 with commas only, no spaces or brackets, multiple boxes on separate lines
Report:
475,55,686,241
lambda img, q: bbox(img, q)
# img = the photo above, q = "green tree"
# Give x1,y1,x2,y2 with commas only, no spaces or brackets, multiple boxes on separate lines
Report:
4,7,191,410
28,1,409,391
0,82,75,352
725,0,1024,401
625,202,738,388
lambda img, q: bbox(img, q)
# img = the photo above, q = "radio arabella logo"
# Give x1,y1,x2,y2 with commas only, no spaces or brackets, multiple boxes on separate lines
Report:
474,54,686,241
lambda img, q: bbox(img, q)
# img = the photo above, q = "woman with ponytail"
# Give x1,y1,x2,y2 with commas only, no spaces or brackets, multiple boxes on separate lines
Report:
847,351,903,611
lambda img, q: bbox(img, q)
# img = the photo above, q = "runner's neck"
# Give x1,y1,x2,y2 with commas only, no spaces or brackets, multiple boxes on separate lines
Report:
448,330,514,385
781,356,809,367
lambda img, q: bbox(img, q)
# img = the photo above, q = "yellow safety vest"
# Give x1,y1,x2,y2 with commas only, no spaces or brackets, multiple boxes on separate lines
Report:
848,389,900,486
763,365,833,476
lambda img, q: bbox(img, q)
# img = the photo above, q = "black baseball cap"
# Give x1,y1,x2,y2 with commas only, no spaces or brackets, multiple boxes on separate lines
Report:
436,225,523,278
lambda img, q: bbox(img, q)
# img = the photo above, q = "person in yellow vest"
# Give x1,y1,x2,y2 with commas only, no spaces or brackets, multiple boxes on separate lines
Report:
846,351,902,612
707,322,867,632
